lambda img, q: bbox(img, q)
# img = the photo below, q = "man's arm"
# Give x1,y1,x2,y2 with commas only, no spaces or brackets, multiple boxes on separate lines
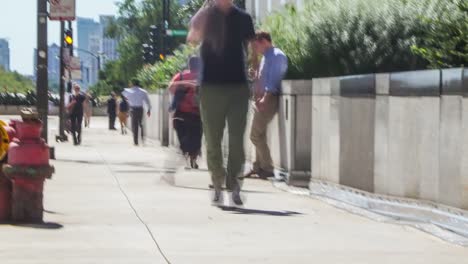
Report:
257,55,288,111
264,55,288,95
187,8,208,44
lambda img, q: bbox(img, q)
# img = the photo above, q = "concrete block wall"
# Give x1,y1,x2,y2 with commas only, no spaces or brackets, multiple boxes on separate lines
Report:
311,68,468,209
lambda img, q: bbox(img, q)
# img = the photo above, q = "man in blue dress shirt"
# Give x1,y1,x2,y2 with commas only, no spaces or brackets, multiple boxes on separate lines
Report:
246,31,288,179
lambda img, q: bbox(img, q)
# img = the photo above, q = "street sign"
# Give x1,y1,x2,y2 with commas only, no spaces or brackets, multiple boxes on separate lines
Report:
49,0,76,21
69,57,81,80
165,29,188,37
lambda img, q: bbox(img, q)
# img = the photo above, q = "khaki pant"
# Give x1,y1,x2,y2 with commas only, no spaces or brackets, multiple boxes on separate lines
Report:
200,84,250,191
250,95,279,173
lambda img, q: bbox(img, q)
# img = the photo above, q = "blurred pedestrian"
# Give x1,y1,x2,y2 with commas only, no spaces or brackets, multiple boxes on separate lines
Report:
188,0,256,206
244,31,288,180
168,56,202,169
118,94,130,135
122,78,152,146
66,83,86,146
83,92,93,128
107,92,117,130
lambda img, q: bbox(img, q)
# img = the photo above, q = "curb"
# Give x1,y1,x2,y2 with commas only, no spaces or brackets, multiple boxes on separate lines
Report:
273,179,468,247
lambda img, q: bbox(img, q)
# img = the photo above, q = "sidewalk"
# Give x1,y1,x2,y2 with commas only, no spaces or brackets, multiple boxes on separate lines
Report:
0,116,467,264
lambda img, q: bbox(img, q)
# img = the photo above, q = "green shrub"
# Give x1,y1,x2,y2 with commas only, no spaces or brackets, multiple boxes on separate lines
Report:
261,0,465,79
137,44,197,91
411,0,467,68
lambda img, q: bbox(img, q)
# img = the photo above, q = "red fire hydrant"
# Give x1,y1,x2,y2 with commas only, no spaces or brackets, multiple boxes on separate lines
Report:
0,120,15,222
2,117,54,223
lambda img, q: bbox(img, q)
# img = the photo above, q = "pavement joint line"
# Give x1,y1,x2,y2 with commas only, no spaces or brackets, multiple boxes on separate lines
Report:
96,149,172,264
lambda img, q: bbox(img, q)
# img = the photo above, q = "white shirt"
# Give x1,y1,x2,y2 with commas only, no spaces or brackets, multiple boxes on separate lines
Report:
122,86,152,111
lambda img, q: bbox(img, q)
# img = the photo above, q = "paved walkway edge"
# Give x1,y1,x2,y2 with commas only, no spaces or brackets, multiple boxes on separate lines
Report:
273,179,468,247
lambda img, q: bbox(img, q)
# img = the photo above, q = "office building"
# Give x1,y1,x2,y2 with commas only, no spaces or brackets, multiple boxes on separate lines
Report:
0,38,10,72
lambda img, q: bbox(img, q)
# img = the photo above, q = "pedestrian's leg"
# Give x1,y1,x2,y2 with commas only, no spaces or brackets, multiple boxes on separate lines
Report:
77,115,83,144
200,85,228,190
111,114,116,129
226,85,250,191
131,110,139,145
70,115,78,144
139,110,144,143
250,109,274,173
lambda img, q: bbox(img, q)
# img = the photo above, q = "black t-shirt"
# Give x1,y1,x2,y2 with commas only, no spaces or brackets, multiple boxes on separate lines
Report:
119,100,129,112
107,98,117,114
200,6,255,84
69,93,86,116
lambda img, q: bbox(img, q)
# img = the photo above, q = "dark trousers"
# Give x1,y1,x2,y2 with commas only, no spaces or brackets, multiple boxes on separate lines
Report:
70,114,83,144
173,112,202,157
131,107,144,145
109,113,116,129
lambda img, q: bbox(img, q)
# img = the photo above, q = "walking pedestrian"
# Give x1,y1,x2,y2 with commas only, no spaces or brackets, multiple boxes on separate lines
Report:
168,56,203,169
188,0,256,206
66,83,86,146
122,78,152,146
107,92,117,130
118,94,130,135
83,92,93,128
244,31,288,179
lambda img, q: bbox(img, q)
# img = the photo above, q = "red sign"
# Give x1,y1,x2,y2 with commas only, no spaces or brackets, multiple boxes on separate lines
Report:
49,0,76,21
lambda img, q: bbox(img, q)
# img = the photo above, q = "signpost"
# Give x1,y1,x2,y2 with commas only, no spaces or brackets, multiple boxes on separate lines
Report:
49,0,76,21
165,29,188,37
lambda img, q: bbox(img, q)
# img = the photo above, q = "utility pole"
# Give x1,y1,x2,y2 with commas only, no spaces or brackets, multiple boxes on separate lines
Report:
58,21,67,141
161,0,170,61
37,0,49,141
67,21,73,94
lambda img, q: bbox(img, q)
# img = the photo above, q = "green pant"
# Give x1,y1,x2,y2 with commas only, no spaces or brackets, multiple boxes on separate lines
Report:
200,83,250,191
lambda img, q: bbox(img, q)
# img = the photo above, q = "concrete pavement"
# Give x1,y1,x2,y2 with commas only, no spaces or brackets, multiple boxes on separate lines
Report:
0,116,467,263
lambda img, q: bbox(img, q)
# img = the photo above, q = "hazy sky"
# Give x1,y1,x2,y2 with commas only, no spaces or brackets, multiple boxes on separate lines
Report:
0,0,121,75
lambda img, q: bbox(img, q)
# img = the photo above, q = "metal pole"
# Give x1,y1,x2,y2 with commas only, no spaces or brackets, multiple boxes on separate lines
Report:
58,21,66,140
161,0,167,61
37,0,48,141
68,21,73,95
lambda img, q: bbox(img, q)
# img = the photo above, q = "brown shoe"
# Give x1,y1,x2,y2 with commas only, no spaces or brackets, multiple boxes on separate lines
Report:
240,169,258,179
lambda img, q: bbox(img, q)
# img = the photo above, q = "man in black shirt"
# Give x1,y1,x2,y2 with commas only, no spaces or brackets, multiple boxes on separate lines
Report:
67,84,86,145
107,92,117,130
188,0,256,207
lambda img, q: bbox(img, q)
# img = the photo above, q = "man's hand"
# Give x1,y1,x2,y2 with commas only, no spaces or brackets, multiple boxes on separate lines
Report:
255,96,266,112
147,111,151,117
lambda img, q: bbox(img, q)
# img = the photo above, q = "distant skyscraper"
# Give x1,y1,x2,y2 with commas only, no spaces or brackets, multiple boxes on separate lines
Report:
0,38,10,72
33,43,61,91
48,43,61,86
77,17,101,89
100,15,119,65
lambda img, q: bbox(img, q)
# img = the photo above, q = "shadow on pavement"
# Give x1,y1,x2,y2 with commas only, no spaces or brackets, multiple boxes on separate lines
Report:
173,184,274,194
0,222,64,230
113,169,177,174
218,205,302,217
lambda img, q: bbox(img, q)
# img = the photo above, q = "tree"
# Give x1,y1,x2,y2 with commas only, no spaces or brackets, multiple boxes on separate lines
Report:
411,0,468,68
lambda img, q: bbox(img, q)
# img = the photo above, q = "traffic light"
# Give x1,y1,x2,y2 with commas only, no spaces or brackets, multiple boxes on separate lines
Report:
64,29,73,47
142,43,154,64
149,25,163,62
